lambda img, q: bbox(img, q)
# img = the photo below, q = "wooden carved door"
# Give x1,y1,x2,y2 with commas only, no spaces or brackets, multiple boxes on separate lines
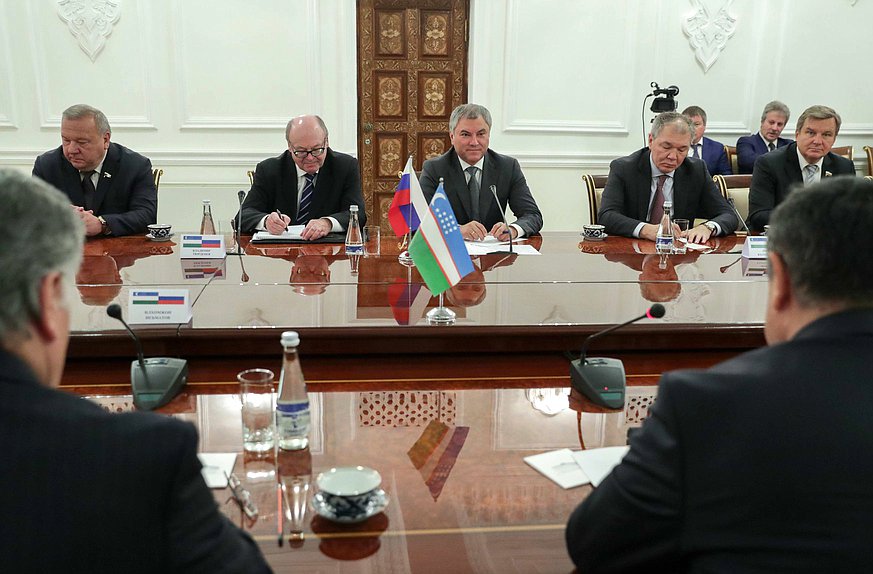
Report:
357,0,470,231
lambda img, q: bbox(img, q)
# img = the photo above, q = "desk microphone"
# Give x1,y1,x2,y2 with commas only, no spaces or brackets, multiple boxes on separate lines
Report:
727,197,750,235
106,304,188,410
233,190,246,255
489,185,513,254
569,304,665,409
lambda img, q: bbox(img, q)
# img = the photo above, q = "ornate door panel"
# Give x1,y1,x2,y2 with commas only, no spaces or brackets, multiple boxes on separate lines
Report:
357,0,470,231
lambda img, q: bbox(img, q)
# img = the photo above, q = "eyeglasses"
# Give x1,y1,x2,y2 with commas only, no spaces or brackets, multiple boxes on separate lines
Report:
291,143,327,158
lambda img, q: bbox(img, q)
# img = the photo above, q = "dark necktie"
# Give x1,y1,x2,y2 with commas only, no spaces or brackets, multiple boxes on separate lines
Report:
649,175,668,224
81,170,96,211
768,142,776,152
694,144,702,158
296,173,315,224
466,166,481,221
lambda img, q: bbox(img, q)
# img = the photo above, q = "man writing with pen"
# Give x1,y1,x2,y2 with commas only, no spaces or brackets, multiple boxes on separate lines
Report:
237,115,366,240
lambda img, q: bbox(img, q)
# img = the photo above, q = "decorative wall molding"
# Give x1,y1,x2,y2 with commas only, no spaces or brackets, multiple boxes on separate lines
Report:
56,0,121,62
0,0,15,128
173,0,322,130
682,0,737,73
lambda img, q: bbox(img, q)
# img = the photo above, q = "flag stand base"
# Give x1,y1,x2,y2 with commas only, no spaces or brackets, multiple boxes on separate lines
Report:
398,250,415,267
426,293,456,325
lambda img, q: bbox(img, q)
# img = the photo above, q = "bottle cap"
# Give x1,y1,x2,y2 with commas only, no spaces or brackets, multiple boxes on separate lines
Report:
203,199,211,205
350,204,359,212
281,330,300,347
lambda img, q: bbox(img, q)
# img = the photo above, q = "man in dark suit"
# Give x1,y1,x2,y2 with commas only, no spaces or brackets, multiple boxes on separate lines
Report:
567,175,873,572
599,112,737,243
32,104,157,237
420,103,542,241
682,105,731,175
239,115,365,240
0,170,270,573
736,100,792,174
748,105,855,231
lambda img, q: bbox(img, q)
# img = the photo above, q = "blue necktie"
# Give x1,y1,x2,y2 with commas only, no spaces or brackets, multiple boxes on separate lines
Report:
296,173,315,224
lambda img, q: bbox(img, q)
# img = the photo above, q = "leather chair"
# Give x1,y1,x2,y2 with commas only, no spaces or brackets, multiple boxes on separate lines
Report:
582,174,608,224
713,174,752,233
724,145,738,174
864,145,873,176
830,145,853,161
152,168,163,192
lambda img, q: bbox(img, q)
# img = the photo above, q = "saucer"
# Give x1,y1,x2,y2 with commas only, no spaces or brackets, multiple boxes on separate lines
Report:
312,488,389,524
582,233,607,241
146,233,174,242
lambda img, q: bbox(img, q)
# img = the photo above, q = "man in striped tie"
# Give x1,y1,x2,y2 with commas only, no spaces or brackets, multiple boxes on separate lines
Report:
238,115,366,240
748,105,856,232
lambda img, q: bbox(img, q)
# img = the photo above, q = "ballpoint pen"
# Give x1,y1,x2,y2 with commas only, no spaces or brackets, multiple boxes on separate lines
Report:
275,209,289,232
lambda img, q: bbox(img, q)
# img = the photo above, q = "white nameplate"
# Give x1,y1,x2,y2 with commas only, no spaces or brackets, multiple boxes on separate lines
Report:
181,258,226,281
742,257,768,277
741,236,768,259
180,234,226,259
128,289,192,324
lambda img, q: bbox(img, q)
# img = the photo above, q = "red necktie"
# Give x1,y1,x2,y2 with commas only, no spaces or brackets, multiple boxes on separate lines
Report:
649,175,667,224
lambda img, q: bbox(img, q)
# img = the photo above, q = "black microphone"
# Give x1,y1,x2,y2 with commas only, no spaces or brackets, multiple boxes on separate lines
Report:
569,304,666,409
489,184,513,254
233,190,246,255
727,197,750,235
106,304,188,411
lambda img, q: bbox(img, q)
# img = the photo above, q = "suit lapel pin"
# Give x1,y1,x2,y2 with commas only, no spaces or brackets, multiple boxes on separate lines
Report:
103,172,112,179
825,171,833,178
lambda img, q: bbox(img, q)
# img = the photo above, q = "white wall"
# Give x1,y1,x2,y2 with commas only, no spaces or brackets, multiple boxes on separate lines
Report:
1,0,872,232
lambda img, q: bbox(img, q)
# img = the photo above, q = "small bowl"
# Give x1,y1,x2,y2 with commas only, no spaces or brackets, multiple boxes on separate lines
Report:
147,224,172,239
582,224,607,242
316,466,382,514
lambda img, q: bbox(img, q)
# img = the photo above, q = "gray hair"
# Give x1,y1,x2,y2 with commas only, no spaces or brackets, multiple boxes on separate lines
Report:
795,105,842,137
63,104,111,136
0,170,83,342
681,105,707,125
449,104,493,132
768,176,873,309
651,112,694,139
760,100,790,123
285,115,329,143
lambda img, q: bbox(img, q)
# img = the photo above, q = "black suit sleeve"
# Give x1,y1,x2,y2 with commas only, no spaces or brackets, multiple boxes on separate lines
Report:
162,421,272,573
598,158,645,238
736,136,757,175
324,153,365,229
714,146,732,176
504,157,542,236
566,375,683,572
101,156,157,237
239,159,283,233
748,154,779,232
420,160,440,203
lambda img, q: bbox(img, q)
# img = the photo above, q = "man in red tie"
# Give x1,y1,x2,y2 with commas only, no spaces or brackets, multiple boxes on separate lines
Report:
598,112,737,243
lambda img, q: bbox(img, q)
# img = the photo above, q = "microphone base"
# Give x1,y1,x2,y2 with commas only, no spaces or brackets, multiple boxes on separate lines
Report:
569,357,626,409
131,358,189,411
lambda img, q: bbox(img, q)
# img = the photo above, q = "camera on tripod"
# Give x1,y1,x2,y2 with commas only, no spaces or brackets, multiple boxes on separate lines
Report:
650,82,679,113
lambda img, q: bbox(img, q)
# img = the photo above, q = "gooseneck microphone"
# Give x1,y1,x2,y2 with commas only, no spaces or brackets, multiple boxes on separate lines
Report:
569,304,666,409
727,197,750,235
106,304,188,410
489,184,513,254
234,190,246,255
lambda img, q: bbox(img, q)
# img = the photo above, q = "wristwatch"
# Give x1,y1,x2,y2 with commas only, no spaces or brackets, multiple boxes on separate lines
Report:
703,221,718,236
98,216,112,236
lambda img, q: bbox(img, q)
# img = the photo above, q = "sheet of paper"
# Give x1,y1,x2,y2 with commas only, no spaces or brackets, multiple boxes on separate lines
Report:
198,453,237,488
252,225,306,241
524,448,590,489
571,446,629,487
465,242,540,256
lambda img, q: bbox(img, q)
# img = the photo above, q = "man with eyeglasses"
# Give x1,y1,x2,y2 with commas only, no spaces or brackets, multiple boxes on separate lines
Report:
238,115,365,240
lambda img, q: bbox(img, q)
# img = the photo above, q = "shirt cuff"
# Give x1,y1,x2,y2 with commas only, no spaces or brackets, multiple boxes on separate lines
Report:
326,217,342,232
632,222,646,238
708,221,722,236
255,215,268,231
510,223,525,239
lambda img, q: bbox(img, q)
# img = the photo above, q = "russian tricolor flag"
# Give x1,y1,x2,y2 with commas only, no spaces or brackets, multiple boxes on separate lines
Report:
388,156,429,237
182,236,221,248
131,291,186,305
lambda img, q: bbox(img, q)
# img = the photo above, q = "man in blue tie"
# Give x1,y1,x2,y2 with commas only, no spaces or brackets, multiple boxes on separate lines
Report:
681,106,732,175
238,115,366,240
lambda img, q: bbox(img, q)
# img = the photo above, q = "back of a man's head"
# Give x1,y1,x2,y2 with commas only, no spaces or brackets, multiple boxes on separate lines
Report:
768,176,873,309
0,170,83,345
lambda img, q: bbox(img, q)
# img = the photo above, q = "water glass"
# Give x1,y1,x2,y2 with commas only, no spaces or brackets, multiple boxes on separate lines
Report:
673,218,690,253
364,226,381,256
238,369,275,453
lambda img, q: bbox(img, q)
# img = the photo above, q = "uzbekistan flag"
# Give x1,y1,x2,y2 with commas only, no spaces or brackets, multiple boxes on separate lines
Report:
387,279,431,325
408,184,474,295
131,291,186,305
388,156,429,237
182,235,221,248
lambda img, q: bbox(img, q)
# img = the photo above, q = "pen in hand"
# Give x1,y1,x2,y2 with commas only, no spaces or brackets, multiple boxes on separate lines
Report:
275,209,289,232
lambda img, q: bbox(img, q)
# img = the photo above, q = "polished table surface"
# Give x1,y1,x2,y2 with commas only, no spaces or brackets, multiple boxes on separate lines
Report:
65,232,767,386
80,380,653,573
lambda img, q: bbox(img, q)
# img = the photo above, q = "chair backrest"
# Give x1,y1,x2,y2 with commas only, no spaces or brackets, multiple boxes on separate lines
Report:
865,175,873,182
724,145,738,174
831,145,853,161
152,168,163,192
713,174,752,227
247,170,255,186
582,174,609,224
864,145,873,176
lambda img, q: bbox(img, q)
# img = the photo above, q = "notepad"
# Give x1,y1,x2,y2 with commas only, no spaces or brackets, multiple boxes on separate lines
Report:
252,225,306,241
198,453,237,488
524,448,591,489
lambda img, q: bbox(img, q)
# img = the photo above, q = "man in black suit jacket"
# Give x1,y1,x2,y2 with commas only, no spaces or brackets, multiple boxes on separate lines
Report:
748,105,856,231
239,115,365,240
736,100,792,174
0,170,270,573
567,176,873,572
599,112,737,243
32,104,156,237
420,103,542,240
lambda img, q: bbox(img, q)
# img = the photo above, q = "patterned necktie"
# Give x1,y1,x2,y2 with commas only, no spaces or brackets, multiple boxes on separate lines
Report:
296,173,316,224
803,164,819,185
81,170,96,211
694,144,702,158
649,174,668,224
768,142,776,152
466,166,481,221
